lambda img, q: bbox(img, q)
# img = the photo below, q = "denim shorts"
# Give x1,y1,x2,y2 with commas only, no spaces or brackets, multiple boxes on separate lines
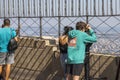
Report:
0,53,14,65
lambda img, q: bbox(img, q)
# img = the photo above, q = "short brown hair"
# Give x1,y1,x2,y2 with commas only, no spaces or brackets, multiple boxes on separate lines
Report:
76,21,87,30
4,19,10,26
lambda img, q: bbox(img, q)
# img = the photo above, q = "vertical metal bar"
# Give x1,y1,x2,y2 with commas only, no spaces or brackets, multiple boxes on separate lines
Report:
0,0,1,16
31,0,32,16
84,15,90,80
74,0,76,16
40,17,42,38
23,0,25,16
58,17,61,37
67,0,69,16
52,0,54,16
18,17,20,37
86,16,89,26
3,0,5,18
58,0,60,16
115,0,117,14
71,0,73,16
119,0,120,14
61,0,64,16
13,0,15,15
49,0,50,16
8,0,10,17
75,0,77,16
36,0,38,16
94,0,96,15
28,0,30,15
90,0,92,15
54,0,56,16
86,0,88,16
110,0,113,15
19,0,21,16
82,0,85,15
64,0,67,16
102,0,104,15
39,0,41,16
78,0,81,16
98,0,100,15
43,0,44,16
17,0,20,35
34,0,36,16
38,0,39,16
45,0,47,16
18,0,20,17
107,0,108,15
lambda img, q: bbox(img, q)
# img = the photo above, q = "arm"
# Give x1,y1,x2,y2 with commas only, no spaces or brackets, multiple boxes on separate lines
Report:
84,29,97,43
11,28,18,41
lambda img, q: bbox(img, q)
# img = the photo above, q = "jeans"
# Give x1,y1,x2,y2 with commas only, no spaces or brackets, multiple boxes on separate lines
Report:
60,53,67,74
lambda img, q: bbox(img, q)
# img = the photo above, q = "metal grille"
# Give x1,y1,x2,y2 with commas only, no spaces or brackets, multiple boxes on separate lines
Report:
0,0,120,17
0,0,120,54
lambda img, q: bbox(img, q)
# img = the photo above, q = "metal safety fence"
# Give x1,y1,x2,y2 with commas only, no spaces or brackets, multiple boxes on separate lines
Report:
0,0,120,54
0,0,120,80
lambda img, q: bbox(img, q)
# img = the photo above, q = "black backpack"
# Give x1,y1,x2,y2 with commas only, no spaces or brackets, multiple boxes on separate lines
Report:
59,42,68,53
7,28,18,52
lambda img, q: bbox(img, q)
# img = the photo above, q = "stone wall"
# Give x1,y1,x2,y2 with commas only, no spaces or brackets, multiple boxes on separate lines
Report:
10,38,120,80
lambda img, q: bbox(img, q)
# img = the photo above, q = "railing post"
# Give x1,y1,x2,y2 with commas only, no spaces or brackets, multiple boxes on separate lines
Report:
17,17,20,37
84,16,91,80
40,17,42,39
58,17,61,37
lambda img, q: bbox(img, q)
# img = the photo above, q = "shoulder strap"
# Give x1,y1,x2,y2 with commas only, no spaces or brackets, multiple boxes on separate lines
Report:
10,28,13,39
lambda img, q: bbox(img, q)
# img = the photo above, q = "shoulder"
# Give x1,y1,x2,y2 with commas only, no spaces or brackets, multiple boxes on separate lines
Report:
0,28,2,33
68,30,80,38
59,35,68,45
10,27,15,31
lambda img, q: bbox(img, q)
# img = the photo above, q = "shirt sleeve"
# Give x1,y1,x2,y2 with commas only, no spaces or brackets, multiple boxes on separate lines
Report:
84,29,97,43
11,28,17,38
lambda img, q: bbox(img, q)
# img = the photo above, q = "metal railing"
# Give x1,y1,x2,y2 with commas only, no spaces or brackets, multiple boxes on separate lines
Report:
0,0,120,17
0,0,120,80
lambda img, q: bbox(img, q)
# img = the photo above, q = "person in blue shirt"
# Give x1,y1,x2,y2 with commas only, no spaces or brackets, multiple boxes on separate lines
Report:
66,22,97,80
0,19,17,80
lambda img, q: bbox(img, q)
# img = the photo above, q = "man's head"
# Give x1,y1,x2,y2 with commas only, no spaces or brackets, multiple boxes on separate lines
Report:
76,21,87,31
4,19,10,26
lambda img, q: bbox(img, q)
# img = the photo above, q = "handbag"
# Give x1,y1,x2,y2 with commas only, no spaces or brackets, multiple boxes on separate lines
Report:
7,28,18,52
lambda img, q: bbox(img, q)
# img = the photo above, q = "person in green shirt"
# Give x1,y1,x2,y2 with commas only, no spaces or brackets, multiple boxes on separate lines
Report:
66,21,97,80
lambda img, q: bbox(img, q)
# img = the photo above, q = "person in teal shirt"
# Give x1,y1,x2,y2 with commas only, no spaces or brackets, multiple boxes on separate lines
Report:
0,19,17,80
66,22,97,80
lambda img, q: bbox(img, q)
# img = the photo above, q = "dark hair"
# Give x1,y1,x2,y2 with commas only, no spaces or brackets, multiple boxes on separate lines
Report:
2,24,4,28
4,18,10,26
63,26,73,35
76,21,87,31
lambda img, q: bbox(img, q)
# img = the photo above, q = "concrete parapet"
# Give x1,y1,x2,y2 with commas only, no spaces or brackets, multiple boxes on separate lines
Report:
10,38,120,80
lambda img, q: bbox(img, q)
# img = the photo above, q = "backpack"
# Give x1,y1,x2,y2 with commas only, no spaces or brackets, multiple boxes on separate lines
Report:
7,38,18,52
7,28,18,52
